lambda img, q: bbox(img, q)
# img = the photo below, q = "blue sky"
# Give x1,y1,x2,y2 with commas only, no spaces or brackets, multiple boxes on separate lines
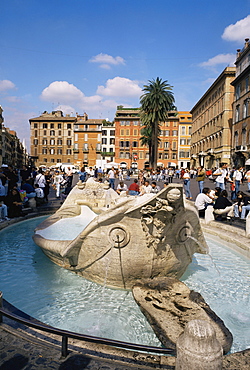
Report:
1,0,250,149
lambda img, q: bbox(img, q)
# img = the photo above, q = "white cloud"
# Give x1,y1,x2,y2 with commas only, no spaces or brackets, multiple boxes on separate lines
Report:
199,53,235,68
97,77,142,97
40,81,85,104
0,80,16,92
89,53,125,68
222,15,250,42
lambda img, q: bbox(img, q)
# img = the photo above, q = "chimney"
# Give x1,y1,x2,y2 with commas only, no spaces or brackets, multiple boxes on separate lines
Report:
237,49,241,58
245,38,249,48
84,112,88,121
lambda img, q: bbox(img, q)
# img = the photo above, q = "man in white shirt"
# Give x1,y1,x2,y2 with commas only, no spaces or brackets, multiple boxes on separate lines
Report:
233,166,243,194
108,167,116,189
195,187,214,218
213,163,229,190
140,180,152,195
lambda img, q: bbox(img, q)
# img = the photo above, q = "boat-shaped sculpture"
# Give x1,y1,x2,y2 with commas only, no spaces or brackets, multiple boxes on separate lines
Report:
33,178,208,289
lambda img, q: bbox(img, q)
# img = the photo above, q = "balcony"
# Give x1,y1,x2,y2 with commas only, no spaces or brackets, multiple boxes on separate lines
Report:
236,145,248,152
82,148,89,153
73,148,79,153
101,151,114,157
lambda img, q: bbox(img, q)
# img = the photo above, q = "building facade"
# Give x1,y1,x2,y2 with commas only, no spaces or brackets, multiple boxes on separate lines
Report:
190,67,235,169
101,124,116,164
231,39,250,167
0,105,3,167
178,112,192,168
74,113,103,168
29,110,76,168
114,106,190,169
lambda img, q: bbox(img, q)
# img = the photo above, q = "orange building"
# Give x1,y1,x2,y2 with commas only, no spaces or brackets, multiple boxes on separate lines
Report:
114,106,182,169
74,113,103,168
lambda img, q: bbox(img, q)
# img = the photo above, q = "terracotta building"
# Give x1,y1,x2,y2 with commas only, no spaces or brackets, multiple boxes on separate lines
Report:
114,106,188,169
0,105,3,167
231,39,250,167
74,113,103,168
190,66,235,169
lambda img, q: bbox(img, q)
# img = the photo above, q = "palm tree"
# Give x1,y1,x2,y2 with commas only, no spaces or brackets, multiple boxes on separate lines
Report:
140,126,161,165
140,78,175,169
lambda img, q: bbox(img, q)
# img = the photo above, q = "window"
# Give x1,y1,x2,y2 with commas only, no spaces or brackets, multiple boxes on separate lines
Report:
42,148,47,154
242,128,247,145
58,123,61,129
50,123,54,129
66,149,72,155
84,134,88,141
74,125,79,131
125,121,130,126
67,124,71,129
98,134,101,141
103,147,107,153
50,148,55,155
180,139,186,145
110,148,114,153
120,129,124,135
172,141,177,149
102,138,107,145
126,129,130,135
236,105,240,122
84,143,88,150
120,121,125,126
44,158,47,162
120,141,124,147
133,121,138,126
188,126,192,135
34,123,38,128
75,134,78,141
57,148,62,155
43,123,47,129
58,130,62,136
164,142,169,148
132,141,138,147
50,139,55,145
236,84,241,100
33,139,38,145
165,130,169,136
173,130,178,136
42,139,47,145
126,141,130,148
67,139,72,146
134,129,138,135
243,100,248,119
119,152,124,158
102,130,107,136
110,130,115,136
57,139,62,145
57,159,61,163
43,130,47,136
84,125,88,130
68,131,71,136
50,130,55,136
181,127,186,135
34,130,38,137
110,138,115,145
164,153,169,159
246,77,249,92
172,153,177,159
51,158,55,163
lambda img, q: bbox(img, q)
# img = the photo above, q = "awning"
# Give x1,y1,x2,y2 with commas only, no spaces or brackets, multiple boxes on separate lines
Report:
245,159,250,165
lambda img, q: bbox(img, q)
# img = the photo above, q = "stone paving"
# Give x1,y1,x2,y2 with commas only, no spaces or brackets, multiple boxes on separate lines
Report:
0,175,249,369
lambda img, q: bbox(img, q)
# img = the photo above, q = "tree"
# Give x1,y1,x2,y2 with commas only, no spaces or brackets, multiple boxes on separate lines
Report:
140,126,161,165
140,77,175,169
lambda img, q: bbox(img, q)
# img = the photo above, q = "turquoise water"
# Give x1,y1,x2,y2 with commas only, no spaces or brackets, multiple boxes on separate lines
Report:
0,216,249,353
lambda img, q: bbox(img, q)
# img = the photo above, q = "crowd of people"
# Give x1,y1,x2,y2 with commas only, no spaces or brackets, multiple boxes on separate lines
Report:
0,165,74,221
1,162,250,222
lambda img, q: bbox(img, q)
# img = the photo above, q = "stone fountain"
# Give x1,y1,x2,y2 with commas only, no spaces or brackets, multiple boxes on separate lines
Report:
32,178,234,356
33,178,208,289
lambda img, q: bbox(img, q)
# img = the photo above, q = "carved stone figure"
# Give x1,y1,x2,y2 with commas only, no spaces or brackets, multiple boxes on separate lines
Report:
33,179,208,289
